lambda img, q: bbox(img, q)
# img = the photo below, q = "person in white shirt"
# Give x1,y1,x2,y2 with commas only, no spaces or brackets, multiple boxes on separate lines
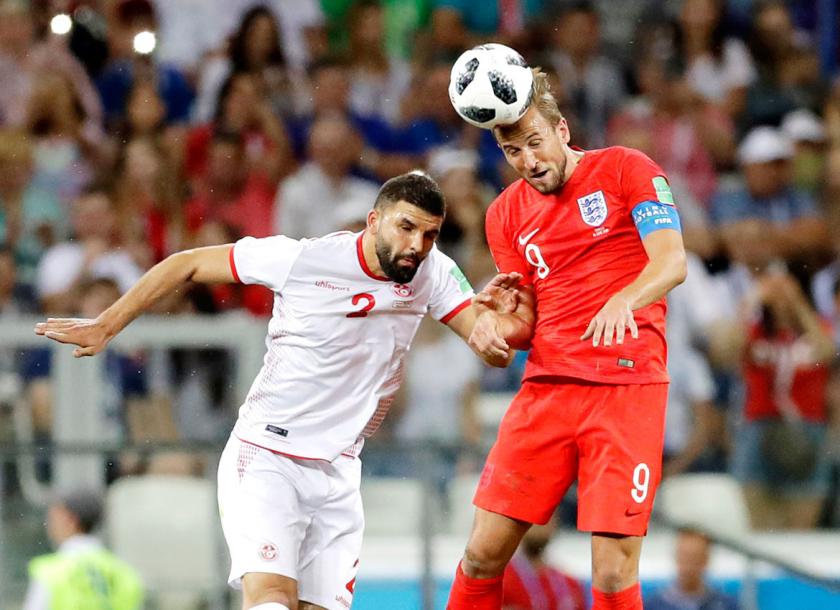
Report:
35,172,523,610
274,114,379,239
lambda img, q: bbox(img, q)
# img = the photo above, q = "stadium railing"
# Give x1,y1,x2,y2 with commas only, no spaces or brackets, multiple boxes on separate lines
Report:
2,315,840,610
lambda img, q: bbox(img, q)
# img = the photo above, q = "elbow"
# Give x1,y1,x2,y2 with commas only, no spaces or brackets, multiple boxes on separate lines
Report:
163,249,202,284
672,251,688,287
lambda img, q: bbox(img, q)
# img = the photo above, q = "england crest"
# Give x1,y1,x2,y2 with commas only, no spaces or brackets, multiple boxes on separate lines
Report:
577,190,608,227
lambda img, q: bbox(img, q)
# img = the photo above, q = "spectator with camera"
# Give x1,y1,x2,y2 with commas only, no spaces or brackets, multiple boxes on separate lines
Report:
712,266,834,529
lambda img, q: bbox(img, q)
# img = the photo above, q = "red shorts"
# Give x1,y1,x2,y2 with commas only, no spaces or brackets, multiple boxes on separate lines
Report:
474,378,668,536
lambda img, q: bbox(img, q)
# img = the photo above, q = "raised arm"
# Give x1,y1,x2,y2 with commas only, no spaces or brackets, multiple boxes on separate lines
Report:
34,245,236,357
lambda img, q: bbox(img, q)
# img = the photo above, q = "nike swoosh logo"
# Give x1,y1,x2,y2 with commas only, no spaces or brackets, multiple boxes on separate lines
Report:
518,228,540,245
624,508,643,517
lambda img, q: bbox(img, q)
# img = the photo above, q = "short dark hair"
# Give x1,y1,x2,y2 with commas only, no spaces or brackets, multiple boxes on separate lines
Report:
374,172,446,217
58,491,103,534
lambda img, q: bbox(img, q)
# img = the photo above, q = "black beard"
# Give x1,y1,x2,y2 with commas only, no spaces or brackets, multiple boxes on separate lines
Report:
375,240,420,284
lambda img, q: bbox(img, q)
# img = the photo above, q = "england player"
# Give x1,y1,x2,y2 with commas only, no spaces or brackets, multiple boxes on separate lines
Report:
447,70,688,610
35,172,519,610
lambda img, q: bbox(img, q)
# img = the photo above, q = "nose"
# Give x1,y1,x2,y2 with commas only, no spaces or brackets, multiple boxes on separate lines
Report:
409,231,424,253
522,148,537,170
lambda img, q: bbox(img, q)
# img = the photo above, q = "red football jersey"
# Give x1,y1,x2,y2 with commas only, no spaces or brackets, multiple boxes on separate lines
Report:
503,553,586,610
743,322,831,422
485,146,671,384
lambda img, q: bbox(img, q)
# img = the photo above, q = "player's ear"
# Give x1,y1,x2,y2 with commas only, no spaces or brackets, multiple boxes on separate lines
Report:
556,117,570,143
366,209,379,234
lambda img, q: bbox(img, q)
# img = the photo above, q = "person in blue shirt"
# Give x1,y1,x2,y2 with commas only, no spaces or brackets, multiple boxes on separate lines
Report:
710,126,827,263
646,529,738,610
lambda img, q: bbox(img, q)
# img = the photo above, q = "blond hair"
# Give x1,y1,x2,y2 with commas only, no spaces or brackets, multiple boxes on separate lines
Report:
493,68,563,139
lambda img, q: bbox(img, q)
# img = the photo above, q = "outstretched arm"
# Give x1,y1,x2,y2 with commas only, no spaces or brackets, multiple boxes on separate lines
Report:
34,245,235,357
446,272,536,367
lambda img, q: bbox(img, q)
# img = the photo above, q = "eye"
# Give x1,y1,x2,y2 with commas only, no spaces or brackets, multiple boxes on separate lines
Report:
529,139,542,148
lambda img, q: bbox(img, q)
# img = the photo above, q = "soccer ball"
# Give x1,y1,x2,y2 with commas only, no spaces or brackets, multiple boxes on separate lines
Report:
448,43,534,129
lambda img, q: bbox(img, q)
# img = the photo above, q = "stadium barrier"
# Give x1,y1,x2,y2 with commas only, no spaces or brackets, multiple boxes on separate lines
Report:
2,316,839,609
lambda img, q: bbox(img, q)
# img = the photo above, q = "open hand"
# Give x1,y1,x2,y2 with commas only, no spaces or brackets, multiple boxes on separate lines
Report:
474,272,523,314
34,318,112,358
581,295,638,347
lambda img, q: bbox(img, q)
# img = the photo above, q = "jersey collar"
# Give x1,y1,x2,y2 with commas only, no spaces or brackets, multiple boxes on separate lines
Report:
356,231,390,281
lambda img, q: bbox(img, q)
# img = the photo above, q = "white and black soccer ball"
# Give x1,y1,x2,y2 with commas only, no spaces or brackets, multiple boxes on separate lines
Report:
448,43,534,129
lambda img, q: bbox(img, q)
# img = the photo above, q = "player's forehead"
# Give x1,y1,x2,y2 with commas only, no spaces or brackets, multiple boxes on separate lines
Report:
495,109,553,147
384,200,443,229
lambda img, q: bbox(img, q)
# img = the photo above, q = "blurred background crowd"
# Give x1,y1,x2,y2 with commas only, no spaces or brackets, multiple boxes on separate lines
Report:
0,0,839,540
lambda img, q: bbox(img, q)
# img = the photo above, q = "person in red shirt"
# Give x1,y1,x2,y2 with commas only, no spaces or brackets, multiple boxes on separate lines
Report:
447,69,688,610
503,518,586,610
720,268,835,529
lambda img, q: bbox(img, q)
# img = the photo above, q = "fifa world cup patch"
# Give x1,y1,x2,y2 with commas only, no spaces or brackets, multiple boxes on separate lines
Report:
450,266,473,293
652,176,675,205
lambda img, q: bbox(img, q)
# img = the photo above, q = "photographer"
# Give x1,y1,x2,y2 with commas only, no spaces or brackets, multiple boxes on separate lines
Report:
713,267,835,529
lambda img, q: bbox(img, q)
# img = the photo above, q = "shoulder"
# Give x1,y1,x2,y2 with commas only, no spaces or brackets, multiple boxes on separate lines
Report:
282,164,320,191
602,145,656,166
299,230,358,253
40,242,79,264
487,180,526,217
423,244,457,272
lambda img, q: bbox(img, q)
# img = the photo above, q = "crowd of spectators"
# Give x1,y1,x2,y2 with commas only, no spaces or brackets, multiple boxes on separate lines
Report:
0,0,839,531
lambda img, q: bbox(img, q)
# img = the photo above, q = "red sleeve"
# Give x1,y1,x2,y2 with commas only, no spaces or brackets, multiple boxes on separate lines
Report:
617,147,670,208
485,194,533,284
564,574,587,610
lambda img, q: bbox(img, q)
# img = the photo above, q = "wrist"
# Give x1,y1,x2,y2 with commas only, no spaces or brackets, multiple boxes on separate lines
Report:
97,310,122,340
611,291,635,309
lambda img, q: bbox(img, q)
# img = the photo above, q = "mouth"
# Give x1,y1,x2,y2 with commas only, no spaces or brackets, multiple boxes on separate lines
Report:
531,169,549,180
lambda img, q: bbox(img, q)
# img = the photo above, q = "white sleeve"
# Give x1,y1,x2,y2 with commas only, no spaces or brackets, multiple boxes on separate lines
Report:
683,349,715,404
230,235,304,292
723,38,757,91
36,246,79,298
277,178,309,239
427,250,475,323
22,580,49,610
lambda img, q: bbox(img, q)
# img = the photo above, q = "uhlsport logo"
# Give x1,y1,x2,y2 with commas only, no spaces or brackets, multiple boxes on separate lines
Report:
577,190,608,227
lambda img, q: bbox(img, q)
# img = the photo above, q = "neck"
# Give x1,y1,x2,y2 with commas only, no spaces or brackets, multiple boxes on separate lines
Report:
361,230,385,277
563,147,585,183
679,578,706,596
684,32,710,57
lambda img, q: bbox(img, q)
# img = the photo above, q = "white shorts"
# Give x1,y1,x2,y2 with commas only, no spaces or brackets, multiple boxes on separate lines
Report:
217,434,363,610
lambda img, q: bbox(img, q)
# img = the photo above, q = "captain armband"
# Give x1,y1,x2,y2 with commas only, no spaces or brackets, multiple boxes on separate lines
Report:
631,200,682,239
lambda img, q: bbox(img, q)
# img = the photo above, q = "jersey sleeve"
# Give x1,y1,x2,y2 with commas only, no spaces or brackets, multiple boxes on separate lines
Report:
619,148,682,237
427,249,475,323
619,148,673,207
230,235,304,292
485,196,533,283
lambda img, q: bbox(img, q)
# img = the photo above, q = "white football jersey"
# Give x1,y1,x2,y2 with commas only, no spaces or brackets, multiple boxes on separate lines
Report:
229,231,475,461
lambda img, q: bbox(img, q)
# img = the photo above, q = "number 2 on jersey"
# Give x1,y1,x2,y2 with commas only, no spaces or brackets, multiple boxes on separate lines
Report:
347,293,376,318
